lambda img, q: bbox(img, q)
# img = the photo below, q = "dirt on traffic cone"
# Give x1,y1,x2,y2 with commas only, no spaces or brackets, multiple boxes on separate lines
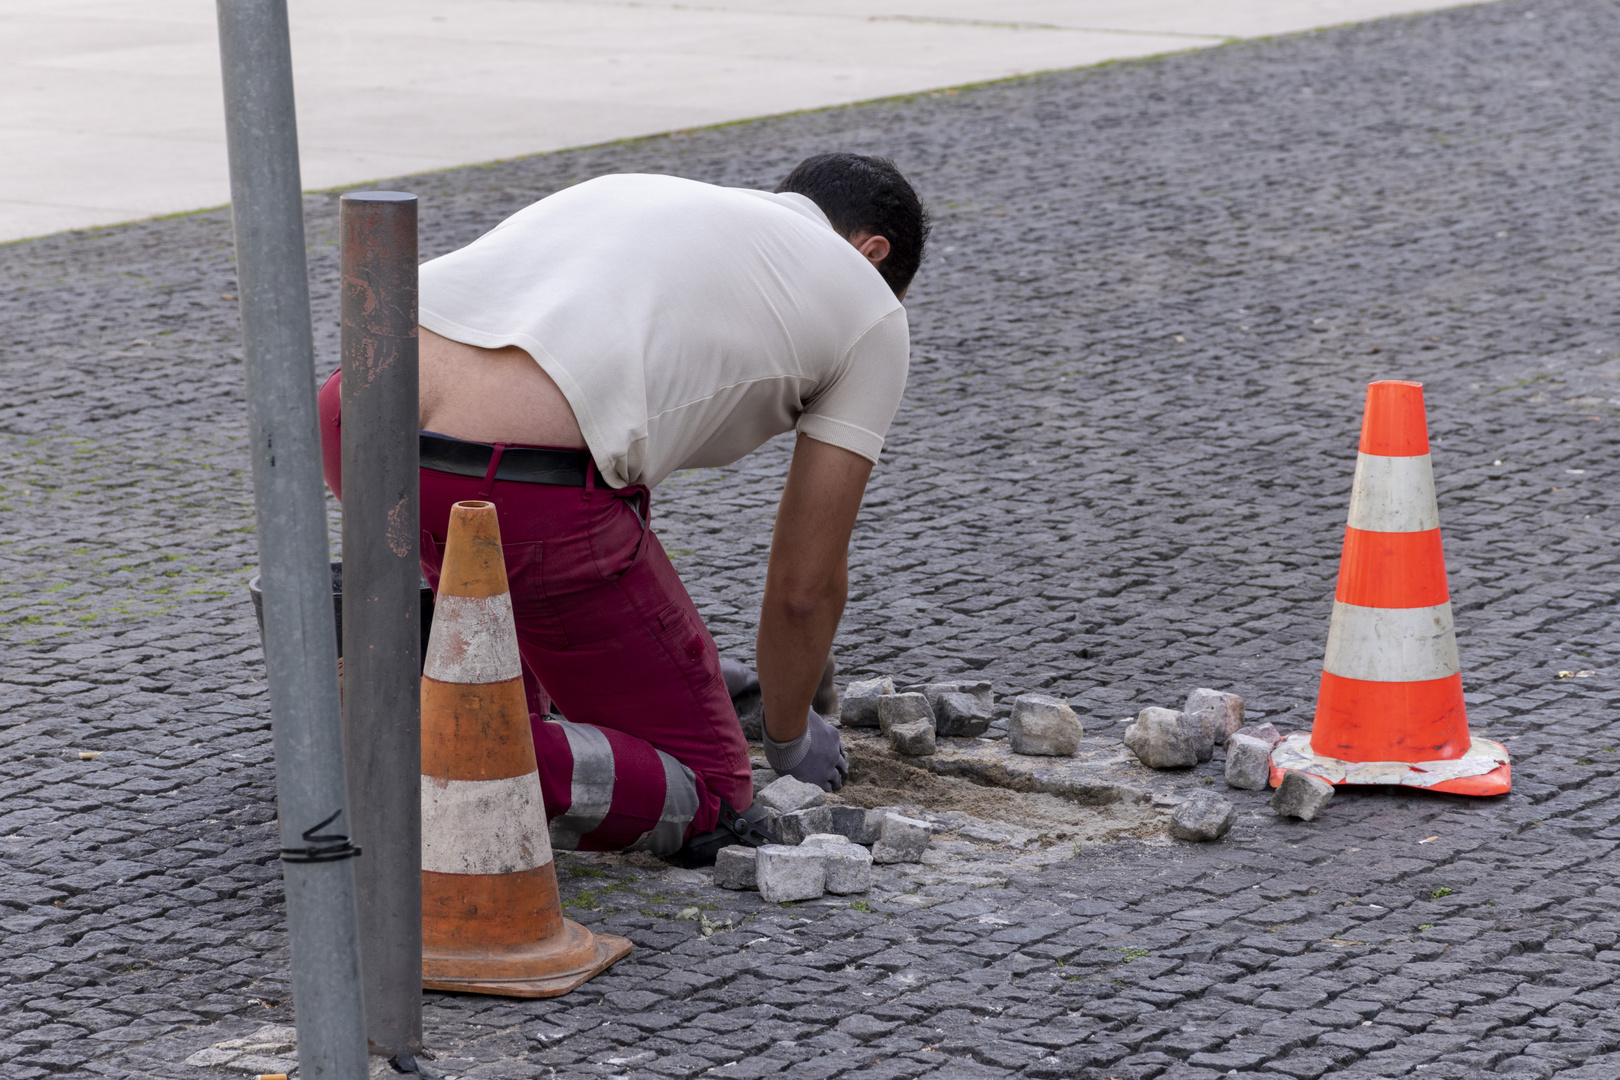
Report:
1270,381,1511,796
419,500,631,996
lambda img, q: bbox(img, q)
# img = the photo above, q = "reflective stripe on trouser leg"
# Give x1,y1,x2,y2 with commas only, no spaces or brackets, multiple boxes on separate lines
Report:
628,751,701,856
544,719,615,851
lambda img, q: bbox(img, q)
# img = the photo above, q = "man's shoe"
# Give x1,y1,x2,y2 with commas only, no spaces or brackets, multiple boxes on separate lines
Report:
663,801,779,869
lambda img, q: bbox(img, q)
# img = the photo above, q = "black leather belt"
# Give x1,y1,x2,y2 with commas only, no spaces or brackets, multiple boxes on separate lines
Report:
419,433,592,487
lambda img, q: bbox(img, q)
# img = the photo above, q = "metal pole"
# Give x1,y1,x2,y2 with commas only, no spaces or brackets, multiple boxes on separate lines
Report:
215,4,369,1078
340,192,422,1056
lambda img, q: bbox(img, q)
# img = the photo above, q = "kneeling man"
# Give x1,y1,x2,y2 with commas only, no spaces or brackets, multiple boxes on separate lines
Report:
320,153,928,863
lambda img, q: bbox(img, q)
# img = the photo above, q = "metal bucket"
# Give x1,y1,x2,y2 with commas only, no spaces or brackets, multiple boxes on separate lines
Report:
247,560,435,670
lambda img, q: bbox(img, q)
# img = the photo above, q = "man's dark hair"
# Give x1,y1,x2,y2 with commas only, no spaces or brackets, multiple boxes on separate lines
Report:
776,153,930,297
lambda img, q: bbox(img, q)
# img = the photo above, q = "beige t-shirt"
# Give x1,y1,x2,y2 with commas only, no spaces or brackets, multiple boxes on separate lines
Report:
418,173,910,489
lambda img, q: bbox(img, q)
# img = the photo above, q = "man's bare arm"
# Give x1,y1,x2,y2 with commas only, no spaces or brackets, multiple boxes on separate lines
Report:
757,434,873,742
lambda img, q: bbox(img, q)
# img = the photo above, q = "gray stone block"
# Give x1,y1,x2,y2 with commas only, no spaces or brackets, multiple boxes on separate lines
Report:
1006,693,1082,756
1271,770,1335,821
886,718,937,757
923,681,994,737
714,845,758,890
756,775,827,815
1184,688,1245,750
878,692,937,756
878,692,934,734
840,676,895,729
802,834,873,894
1224,732,1273,791
935,691,994,737
1169,791,1237,841
1123,706,1199,768
1233,722,1282,749
829,805,881,845
864,807,896,843
778,805,834,845
755,845,826,902
871,813,931,864
822,844,872,894
1184,707,1216,762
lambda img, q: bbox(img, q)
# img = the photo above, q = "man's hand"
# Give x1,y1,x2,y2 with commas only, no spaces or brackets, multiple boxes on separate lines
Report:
756,435,872,759
763,708,848,791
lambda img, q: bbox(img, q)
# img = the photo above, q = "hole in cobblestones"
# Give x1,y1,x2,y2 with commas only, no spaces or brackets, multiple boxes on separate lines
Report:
838,739,1167,845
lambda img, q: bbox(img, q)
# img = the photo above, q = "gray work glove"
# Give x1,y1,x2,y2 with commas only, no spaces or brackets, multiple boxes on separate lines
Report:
763,708,848,792
720,658,760,702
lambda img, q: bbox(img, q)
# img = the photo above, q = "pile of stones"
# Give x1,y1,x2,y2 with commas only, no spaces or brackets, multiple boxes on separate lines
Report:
1121,688,1338,833
841,677,1084,758
718,775,932,903
1122,688,1247,767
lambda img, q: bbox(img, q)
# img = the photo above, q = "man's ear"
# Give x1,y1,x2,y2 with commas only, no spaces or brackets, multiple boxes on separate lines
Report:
852,232,891,269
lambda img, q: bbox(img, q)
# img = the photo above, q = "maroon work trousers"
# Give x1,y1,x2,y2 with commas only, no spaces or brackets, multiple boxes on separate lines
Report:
319,371,752,853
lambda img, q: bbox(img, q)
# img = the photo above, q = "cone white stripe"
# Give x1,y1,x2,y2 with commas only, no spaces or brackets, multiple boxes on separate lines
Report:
1323,600,1460,683
1346,453,1440,534
423,592,523,684
421,773,553,875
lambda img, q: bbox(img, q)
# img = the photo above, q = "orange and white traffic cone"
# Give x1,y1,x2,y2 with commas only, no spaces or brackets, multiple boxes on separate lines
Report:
1271,381,1511,796
420,500,631,997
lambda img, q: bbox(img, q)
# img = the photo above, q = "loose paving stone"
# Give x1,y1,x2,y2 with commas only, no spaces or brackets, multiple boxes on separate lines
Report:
828,805,882,845
878,691,937,756
876,691,933,733
1236,722,1284,750
1272,770,1337,821
1183,687,1245,749
1006,692,1083,756
713,846,758,890
1124,706,1200,768
838,676,894,728
1169,791,1237,841
6,2,1620,1076
801,834,873,894
924,680,995,737
755,775,826,815
754,845,826,903
871,813,932,864
1225,731,1276,790
777,805,834,846
885,718,936,757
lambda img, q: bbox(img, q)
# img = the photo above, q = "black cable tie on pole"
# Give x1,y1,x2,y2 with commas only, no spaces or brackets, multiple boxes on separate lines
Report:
280,808,363,863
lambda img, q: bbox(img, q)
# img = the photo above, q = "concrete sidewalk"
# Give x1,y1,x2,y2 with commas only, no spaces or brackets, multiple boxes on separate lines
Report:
3,0,1477,243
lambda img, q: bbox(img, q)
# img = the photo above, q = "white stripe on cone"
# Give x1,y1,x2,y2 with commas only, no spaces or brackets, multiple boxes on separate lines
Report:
1322,600,1460,683
1346,453,1440,533
423,592,523,684
421,773,554,875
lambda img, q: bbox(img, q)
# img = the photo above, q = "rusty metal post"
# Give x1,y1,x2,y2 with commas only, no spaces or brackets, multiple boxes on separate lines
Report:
215,3,369,1078
339,191,423,1057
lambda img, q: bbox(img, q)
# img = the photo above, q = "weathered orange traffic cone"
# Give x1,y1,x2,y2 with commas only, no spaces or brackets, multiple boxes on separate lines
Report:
1271,381,1511,796
420,500,631,996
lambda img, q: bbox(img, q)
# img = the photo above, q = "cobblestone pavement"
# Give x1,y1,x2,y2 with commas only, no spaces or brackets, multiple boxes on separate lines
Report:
4,0,1620,1077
